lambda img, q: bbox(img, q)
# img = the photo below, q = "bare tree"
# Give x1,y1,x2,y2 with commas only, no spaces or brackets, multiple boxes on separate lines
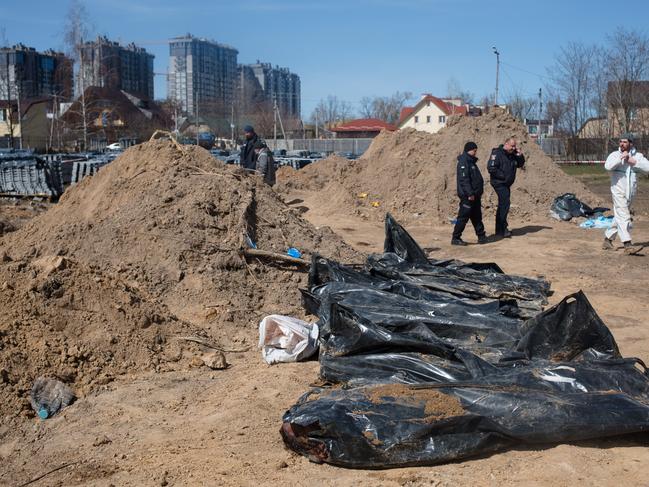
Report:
0,28,21,149
546,42,597,137
358,96,374,119
503,83,536,121
544,96,569,136
63,0,93,150
478,93,494,113
446,77,474,104
355,91,413,125
604,30,649,135
310,95,353,131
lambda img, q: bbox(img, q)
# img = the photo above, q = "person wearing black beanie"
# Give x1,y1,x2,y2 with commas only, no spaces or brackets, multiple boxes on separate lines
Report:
452,141,487,246
241,125,260,170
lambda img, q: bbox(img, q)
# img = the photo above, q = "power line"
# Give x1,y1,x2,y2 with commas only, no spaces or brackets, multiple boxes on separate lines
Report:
501,61,551,81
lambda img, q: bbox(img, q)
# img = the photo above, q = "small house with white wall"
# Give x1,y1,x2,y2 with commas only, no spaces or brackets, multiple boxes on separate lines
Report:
398,94,468,133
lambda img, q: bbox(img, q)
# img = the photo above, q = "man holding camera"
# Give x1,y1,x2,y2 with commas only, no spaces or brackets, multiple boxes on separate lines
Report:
602,134,649,254
487,137,525,238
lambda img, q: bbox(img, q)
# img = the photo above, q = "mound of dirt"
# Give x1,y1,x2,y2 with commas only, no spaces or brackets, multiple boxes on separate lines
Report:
0,140,358,422
3,141,357,323
277,111,602,225
0,200,49,236
0,255,205,420
277,155,351,192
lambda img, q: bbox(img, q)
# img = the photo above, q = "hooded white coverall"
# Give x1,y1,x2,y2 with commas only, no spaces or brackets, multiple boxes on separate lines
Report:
604,148,649,243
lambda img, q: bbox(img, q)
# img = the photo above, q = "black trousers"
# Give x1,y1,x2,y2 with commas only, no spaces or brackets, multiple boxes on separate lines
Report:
452,197,485,239
492,184,511,235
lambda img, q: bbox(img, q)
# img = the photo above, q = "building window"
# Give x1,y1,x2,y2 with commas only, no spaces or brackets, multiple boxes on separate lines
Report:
439,115,446,123
0,109,5,122
414,116,419,123
426,115,431,123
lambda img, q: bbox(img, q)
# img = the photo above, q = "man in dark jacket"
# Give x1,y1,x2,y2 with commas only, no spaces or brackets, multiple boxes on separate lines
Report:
487,137,525,238
254,140,276,186
452,142,487,246
240,124,259,170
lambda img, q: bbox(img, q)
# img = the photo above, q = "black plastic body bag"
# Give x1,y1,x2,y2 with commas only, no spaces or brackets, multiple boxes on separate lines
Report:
281,214,649,468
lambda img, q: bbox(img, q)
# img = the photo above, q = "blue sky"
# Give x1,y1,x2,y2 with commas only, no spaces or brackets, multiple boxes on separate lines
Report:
2,0,648,118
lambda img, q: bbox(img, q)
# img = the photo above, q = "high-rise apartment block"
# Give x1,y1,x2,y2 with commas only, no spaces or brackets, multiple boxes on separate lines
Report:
0,44,73,100
168,34,238,116
80,36,154,100
239,62,301,118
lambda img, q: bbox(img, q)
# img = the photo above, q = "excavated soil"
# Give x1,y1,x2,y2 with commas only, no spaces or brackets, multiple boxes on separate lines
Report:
2,141,357,324
0,140,358,423
277,111,603,225
366,384,465,418
0,199,50,236
0,256,201,421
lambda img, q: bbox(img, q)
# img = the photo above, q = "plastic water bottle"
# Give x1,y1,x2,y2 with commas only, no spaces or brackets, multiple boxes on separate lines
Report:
30,377,75,419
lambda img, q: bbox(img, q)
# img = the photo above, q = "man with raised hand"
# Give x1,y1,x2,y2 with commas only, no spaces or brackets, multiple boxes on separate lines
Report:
487,136,525,238
602,134,649,254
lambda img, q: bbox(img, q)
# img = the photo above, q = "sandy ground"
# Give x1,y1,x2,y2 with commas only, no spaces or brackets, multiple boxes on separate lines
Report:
2,181,649,486
0,199,50,236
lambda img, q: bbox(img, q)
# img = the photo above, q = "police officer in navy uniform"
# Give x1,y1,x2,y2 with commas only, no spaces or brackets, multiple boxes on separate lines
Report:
487,137,525,238
451,141,488,246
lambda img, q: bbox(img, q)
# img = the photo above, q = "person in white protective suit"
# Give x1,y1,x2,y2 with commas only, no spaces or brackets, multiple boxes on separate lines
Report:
602,134,649,254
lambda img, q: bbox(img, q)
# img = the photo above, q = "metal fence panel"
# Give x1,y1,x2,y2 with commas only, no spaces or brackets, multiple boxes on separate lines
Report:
270,138,374,155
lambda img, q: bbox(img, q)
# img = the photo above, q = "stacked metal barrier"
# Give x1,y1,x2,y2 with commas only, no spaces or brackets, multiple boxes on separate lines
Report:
0,154,64,198
0,151,119,197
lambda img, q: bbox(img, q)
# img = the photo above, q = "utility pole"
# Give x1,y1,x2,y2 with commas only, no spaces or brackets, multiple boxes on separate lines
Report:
79,45,88,152
49,94,56,152
537,88,542,140
230,102,234,148
277,102,287,149
315,109,319,139
492,47,500,107
16,82,22,150
195,80,200,146
273,95,277,151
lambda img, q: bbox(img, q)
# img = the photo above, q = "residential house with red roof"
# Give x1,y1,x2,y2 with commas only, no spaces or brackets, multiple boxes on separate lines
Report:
398,94,468,133
331,118,397,138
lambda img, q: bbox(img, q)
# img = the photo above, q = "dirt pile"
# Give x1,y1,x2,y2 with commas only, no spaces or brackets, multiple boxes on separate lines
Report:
0,200,49,236
277,110,602,224
0,256,201,420
3,140,357,323
0,140,358,421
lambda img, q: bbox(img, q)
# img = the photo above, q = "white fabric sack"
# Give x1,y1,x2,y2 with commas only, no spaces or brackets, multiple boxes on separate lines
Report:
258,315,319,365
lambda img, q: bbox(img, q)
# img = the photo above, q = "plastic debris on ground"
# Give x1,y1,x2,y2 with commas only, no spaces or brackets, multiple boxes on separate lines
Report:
30,377,75,419
580,215,615,229
287,247,302,259
280,213,649,469
259,315,319,364
550,193,609,221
